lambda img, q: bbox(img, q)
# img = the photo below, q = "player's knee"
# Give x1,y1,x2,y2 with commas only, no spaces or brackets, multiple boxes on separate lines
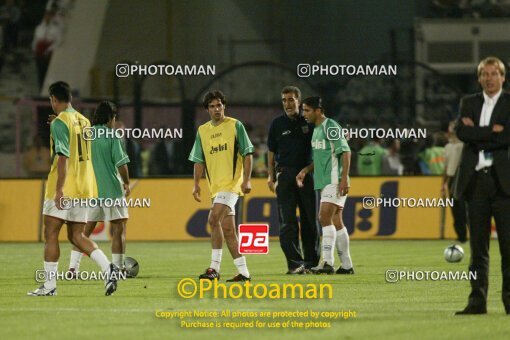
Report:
208,214,221,227
318,213,332,227
44,228,59,242
111,225,123,237
70,232,84,246
221,224,234,236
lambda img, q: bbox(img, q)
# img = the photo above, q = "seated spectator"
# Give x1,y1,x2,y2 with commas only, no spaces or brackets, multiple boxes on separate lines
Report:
382,138,403,175
148,132,183,176
32,10,63,89
252,142,268,178
419,132,447,175
23,134,50,177
357,138,386,175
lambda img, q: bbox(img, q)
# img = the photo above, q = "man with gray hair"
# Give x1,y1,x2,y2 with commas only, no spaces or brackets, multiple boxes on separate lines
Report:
267,86,320,274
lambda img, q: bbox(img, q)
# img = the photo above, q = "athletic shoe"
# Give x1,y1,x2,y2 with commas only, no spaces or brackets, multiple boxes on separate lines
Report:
286,265,307,275
199,268,220,280
105,263,119,296
336,267,355,274
67,268,78,279
310,261,335,274
27,285,57,296
226,274,251,282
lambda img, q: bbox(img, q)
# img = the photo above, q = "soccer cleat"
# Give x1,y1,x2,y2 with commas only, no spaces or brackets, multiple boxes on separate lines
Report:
226,274,251,282
310,261,335,274
105,263,120,296
336,267,355,274
199,268,220,280
27,285,57,296
286,265,308,275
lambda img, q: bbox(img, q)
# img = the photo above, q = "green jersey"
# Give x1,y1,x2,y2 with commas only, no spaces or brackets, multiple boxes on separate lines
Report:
91,125,130,198
311,118,351,190
357,142,386,175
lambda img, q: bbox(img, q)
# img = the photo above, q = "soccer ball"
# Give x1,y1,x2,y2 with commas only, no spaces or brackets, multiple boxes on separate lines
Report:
124,257,139,278
444,244,464,263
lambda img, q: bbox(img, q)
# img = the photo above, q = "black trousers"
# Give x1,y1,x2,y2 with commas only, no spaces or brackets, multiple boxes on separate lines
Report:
465,168,510,310
275,167,320,269
448,177,468,242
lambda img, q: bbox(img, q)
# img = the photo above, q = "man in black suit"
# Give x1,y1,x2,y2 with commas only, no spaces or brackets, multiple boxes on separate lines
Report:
455,56,510,315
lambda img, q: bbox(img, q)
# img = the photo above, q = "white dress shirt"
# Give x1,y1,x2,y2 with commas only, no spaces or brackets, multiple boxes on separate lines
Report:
475,89,502,171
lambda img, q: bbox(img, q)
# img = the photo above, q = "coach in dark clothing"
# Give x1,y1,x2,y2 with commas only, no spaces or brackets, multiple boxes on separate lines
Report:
267,86,320,274
455,57,510,315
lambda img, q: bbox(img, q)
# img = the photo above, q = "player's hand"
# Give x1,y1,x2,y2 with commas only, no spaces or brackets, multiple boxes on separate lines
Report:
123,183,131,197
296,170,306,188
55,190,64,210
47,114,57,125
493,124,504,133
462,117,474,127
242,180,252,194
267,177,275,193
339,177,349,196
192,184,201,202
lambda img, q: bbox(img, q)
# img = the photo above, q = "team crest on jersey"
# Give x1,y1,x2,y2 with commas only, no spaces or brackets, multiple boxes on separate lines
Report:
210,143,228,154
312,139,326,150
301,125,309,134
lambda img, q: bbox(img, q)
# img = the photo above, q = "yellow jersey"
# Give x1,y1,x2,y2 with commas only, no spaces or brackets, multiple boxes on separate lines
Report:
45,108,97,199
188,116,254,198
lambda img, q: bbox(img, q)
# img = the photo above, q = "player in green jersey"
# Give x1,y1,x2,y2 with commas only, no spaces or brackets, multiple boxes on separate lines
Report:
296,96,354,275
67,101,131,276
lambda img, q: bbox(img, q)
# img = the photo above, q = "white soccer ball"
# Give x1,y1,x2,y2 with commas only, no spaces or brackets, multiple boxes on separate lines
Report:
444,244,464,263
124,257,139,278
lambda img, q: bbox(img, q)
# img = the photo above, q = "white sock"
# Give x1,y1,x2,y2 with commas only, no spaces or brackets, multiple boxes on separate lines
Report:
210,249,222,272
322,225,336,265
336,228,353,269
120,254,126,268
112,253,122,268
69,250,83,271
90,249,110,272
44,261,58,289
233,256,250,278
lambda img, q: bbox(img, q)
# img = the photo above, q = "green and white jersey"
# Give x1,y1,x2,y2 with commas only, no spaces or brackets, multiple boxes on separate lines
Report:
92,125,130,199
311,118,351,190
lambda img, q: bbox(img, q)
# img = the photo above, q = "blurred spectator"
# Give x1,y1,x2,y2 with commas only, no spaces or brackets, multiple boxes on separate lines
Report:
149,132,183,175
442,120,467,242
23,134,50,177
252,142,268,177
32,10,62,89
419,132,447,175
115,121,142,178
382,138,404,175
0,0,21,53
357,138,386,175
400,138,421,175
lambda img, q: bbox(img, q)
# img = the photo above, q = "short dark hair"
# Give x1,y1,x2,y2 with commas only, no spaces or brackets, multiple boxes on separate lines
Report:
281,86,301,100
203,90,226,109
92,101,117,126
49,81,71,102
302,96,323,111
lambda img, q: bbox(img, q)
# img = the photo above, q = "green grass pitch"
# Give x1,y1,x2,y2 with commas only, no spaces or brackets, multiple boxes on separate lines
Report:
1,240,510,339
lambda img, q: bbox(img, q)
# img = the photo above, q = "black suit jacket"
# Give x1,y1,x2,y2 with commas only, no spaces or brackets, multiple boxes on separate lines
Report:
454,91,510,199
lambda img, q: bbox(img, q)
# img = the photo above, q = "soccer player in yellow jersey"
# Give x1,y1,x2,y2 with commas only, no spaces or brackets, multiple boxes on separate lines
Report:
28,82,119,296
189,90,254,282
